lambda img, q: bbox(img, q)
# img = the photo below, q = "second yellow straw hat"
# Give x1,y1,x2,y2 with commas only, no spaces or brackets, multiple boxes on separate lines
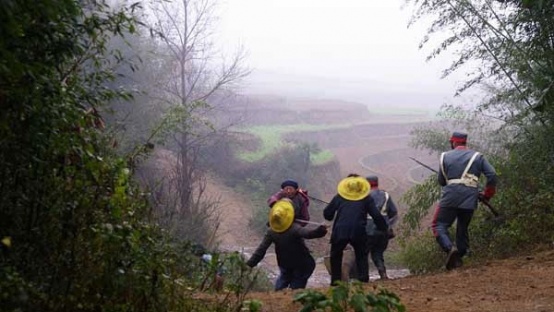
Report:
337,176,370,201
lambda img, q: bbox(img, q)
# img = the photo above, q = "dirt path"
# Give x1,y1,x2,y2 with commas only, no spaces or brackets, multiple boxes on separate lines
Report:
204,176,259,253
243,248,554,312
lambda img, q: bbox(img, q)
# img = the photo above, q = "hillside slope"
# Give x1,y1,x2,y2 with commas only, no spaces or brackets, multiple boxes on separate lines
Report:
243,248,554,312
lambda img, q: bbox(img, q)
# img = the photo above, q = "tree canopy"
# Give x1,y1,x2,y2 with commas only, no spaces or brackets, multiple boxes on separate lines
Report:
0,1,258,310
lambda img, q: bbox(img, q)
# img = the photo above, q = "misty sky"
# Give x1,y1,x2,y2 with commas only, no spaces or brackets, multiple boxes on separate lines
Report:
217,0,477,111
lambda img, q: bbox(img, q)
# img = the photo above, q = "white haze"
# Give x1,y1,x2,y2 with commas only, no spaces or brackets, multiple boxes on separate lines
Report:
216,0,479,112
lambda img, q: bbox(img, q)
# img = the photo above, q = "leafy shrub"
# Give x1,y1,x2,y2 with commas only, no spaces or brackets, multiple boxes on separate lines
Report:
293,281,405,312
397,232,445,275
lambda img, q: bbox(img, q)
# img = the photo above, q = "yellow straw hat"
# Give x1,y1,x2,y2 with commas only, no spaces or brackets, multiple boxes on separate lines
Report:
269,199,295,233
337,176,371,201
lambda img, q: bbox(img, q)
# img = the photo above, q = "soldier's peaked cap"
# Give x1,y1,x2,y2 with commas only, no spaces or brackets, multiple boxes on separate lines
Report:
450,131,468,143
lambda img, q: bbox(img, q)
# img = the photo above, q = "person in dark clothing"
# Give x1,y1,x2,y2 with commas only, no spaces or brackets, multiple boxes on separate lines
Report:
323,175,388,285
365,175,398,280
432,131,497,270
267,179,310,225
247,199,327,291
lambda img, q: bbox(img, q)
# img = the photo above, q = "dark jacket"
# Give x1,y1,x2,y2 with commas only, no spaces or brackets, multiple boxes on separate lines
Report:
438,147,497,210
323,194,388,243
246,223,326,269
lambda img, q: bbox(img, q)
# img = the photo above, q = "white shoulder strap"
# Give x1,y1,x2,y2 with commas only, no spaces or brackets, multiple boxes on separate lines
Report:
441,151,480,180
440,152,447,180
461,152,480,179
381,192,389,215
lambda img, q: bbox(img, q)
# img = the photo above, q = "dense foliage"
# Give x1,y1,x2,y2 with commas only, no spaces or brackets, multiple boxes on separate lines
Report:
0,1,264,311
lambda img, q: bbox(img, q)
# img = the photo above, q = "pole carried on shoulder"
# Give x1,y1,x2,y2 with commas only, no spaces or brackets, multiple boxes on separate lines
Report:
306,194,330,205
297,188,330,205
409,157,500,217
295,219,328,227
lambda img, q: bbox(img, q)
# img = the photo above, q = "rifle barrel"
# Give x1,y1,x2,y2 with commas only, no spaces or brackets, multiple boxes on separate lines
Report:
409,157,438,173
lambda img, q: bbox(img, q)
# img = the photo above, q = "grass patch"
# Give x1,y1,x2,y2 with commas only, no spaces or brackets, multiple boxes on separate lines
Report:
238,126,285,162
311,150,334,165
236,124,350,162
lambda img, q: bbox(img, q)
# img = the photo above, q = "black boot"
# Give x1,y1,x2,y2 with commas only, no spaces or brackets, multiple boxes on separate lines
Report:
378,268,389,280
445,248,463,270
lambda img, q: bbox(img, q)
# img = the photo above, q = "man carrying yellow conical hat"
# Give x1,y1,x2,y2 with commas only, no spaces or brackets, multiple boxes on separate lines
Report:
246,198,328,291
323,174,389,286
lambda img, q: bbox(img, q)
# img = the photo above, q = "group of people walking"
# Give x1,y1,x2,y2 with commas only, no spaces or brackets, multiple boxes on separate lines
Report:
245,131,497,290
245,174,398,289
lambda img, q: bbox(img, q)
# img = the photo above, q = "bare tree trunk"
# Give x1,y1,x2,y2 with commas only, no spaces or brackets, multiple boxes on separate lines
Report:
143,0,248,244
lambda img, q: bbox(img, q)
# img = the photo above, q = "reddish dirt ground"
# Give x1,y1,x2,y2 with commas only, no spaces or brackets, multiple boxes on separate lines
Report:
242,248,554,312
208,113,554,312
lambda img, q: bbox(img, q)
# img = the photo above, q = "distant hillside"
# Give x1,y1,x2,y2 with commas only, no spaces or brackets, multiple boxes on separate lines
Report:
240,69,449,113
235,94,372,125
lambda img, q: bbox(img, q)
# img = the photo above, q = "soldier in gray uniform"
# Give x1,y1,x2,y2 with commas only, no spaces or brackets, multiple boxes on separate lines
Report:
365,175,398,280
432,131,497,270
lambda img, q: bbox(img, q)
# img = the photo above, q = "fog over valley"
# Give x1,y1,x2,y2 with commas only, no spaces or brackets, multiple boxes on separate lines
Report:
240,69,455,114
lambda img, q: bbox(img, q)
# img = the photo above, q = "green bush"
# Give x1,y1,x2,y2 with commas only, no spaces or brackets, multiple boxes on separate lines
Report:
397,232,445,275
293,281,405,312
237,124,345,163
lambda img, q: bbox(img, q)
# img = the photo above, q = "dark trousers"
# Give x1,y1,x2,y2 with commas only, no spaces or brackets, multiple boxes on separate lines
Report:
432,206,474,257
274,258,315,291
366,235,389,271
330,236,368,285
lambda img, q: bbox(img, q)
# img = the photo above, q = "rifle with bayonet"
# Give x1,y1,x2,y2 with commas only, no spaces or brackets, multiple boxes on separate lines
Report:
409,157,500,217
